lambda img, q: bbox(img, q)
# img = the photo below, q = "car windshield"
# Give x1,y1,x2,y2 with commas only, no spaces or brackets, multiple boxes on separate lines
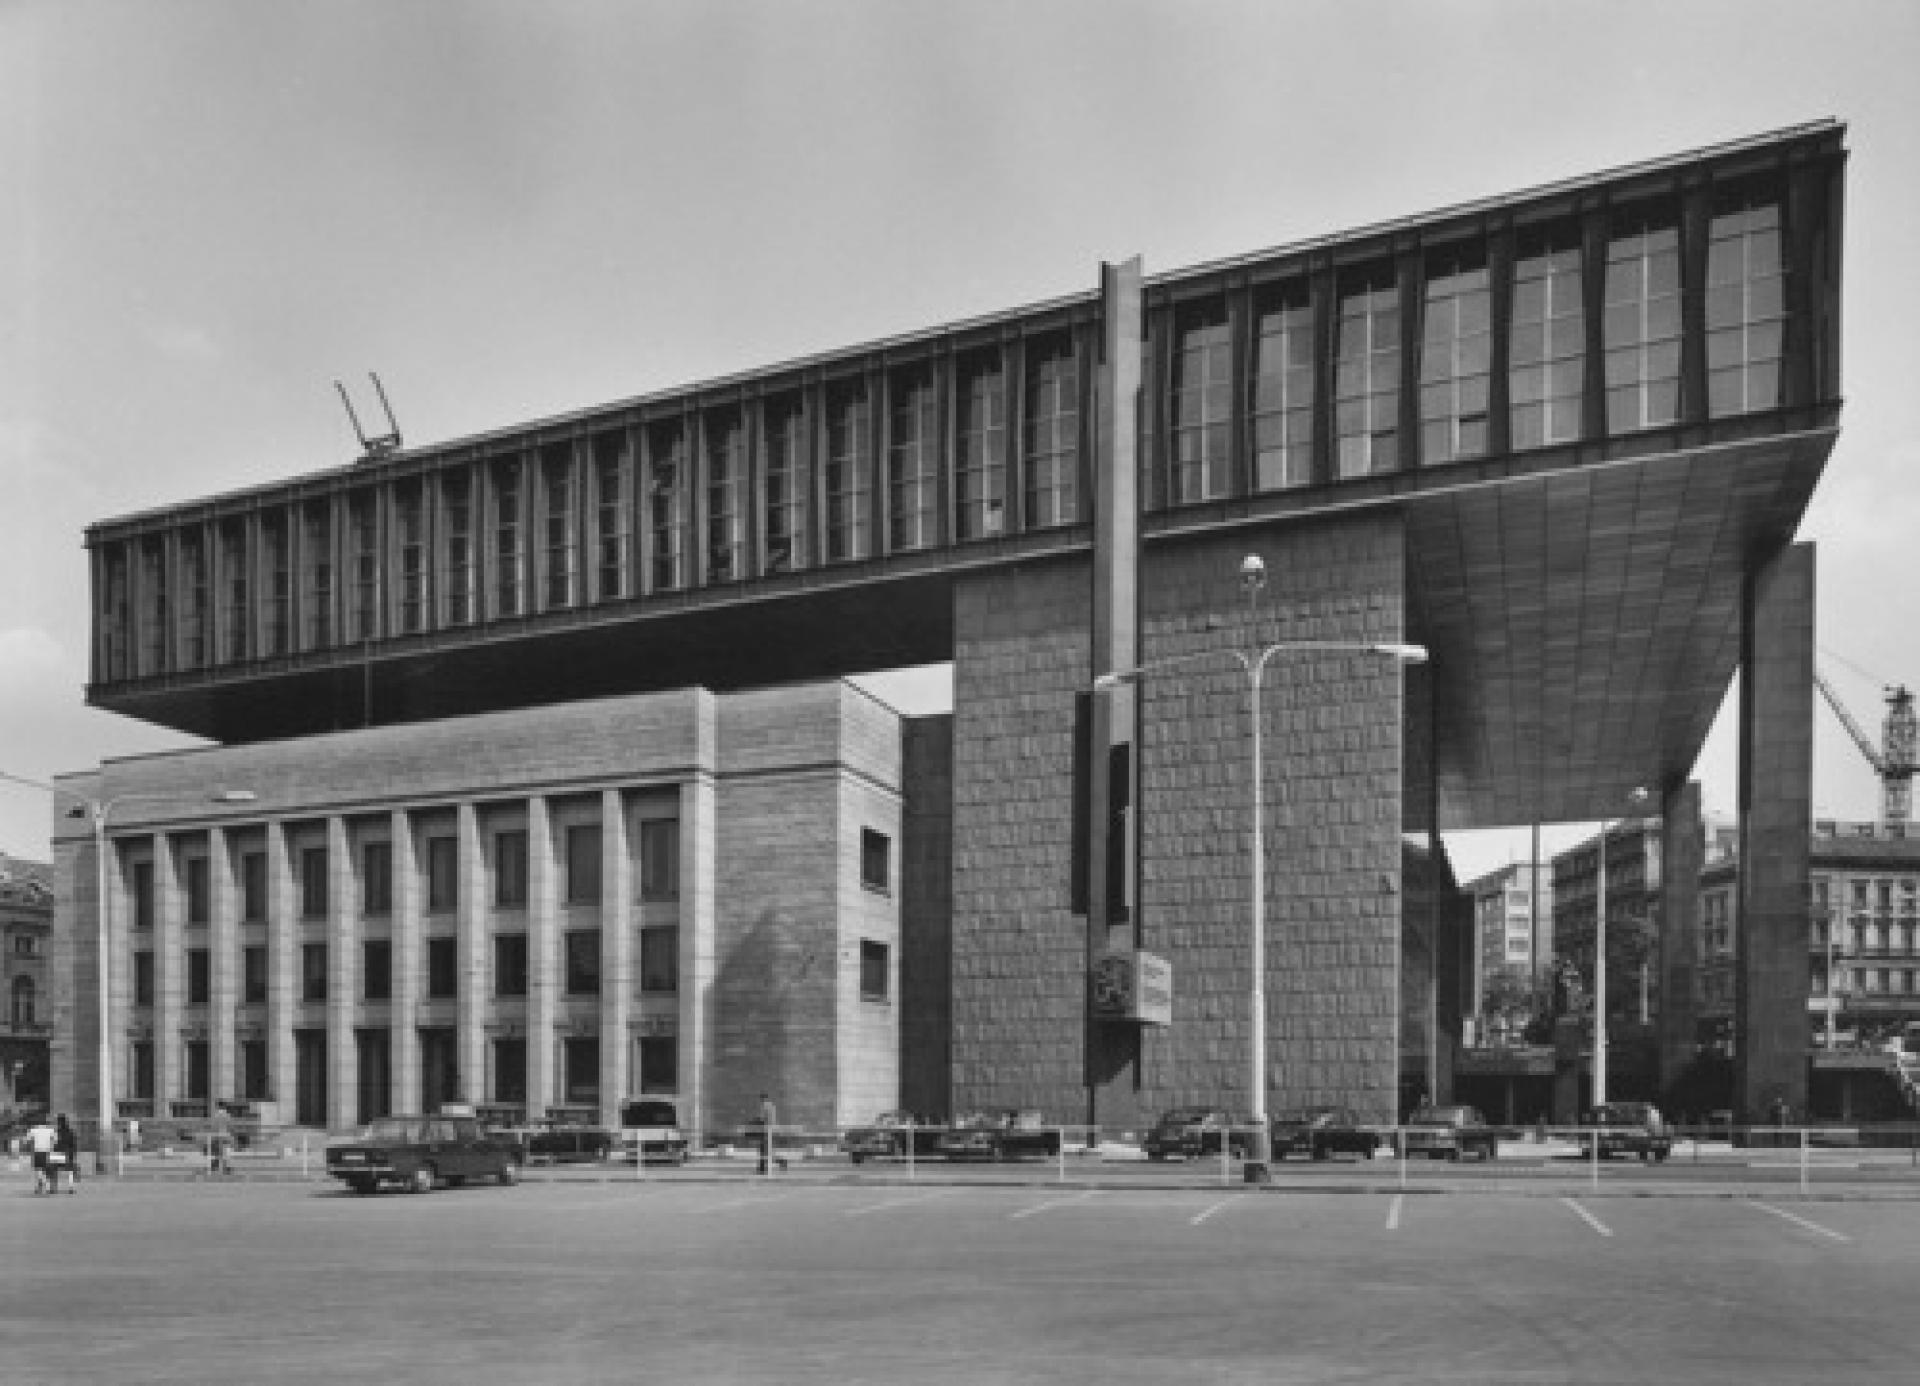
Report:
364,1118,425,1143
1156,1109,1215,1128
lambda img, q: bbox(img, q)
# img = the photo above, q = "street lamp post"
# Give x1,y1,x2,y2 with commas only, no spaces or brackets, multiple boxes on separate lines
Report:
1094,554,1426,1185
1591,788,1652,1111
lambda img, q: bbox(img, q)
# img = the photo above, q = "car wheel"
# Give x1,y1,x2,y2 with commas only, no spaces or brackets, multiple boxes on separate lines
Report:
1654,1149,1669,1163
1445,1148,1460,1162
850,1153,865,1165
498,1161,520,1186
350,1178,377,1196
409,1166,435,1195
1147,1152,1165,1162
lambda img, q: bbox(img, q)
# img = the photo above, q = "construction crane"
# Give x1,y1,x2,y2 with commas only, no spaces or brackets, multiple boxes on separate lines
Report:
1815,669,1917,825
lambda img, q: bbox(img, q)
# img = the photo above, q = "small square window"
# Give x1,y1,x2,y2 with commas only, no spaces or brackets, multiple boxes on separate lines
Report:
300,847,329,919
567,824,602,905
426,837,458,913
565,930,601,996
184,856,211,925
426,937,458,999
363,940,392,1001
362,841,393,916
187,948,210,1005
861,829,891,894
494,934,529,998
494,830,529,908
240,851,267,923
301,943,328,1001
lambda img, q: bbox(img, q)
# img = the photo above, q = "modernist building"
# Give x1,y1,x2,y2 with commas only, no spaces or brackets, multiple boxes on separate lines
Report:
53,121,1849,1136
1,853,53,1111
1464,861,1553,1030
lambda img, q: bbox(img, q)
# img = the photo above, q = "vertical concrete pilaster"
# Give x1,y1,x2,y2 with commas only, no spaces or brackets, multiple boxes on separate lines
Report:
455,803,487,1107
527,796,558,1119
325,816,355,1129
601,788,633,1127
682,770,717,1143
390,810,422,1113
1659,782,1704,1092
153,833,181,1113
265,821,298,1120
209,826,237,1107
1737,542,1815,1122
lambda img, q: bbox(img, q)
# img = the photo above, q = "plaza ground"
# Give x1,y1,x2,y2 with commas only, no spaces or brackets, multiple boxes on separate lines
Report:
5,1164,1920,1385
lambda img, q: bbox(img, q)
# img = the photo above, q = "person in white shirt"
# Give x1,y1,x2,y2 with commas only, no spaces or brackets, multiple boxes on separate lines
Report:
23,1117,56,1195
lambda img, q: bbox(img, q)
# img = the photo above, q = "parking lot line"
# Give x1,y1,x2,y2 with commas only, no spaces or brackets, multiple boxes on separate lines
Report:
1189,1198,1234,1226
1560,1198,1613,1237
1386,1194,1403,1230
1010,1190,1097,1220
843,1190,955,1217
1745,1199,1851,1242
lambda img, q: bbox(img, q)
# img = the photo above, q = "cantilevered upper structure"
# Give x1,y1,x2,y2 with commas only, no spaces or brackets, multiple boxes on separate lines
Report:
61,122,1846,1137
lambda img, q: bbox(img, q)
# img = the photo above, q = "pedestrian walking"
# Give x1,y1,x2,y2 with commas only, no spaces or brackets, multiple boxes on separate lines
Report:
53,1114,79,1193
757,1092,786,1174
24,1114,56,1195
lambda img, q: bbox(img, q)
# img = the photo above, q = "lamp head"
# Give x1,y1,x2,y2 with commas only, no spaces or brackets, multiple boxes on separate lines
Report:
1239,554,1267,595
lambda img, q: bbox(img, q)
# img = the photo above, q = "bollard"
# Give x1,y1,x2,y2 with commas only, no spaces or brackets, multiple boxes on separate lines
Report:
1057,1128,1066,1184
1590,1124,1600,1191
1800,1126,1809,1196
906,1120,915,1182
1398,1127,1408,1190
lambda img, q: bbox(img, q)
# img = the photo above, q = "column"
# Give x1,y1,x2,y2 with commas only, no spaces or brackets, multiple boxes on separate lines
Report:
1737,542,1815,1121
680,771,718,1146
101,829,131,1125
325,816,356,1130
456,802,487,1107
1658,782,1705,1093
390,810,422,1113
265,821,298,1119
600,788,633,1128
527,796,558,1119
153,833,181,1115
208,825,238,1108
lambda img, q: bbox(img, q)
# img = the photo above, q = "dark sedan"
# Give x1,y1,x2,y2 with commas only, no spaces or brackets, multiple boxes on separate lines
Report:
522,1121,617,1165
936,1110,1062,1162
1272,1108,1385,1161
1398,1105,1499,1161
325,1113,521,1195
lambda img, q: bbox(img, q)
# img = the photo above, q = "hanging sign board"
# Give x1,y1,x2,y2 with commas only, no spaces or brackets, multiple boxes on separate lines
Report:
1091,949,1172,1027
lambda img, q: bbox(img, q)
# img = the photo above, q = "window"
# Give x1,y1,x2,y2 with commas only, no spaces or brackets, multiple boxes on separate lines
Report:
131,1041,155,1101
639,819,679,902
1706,191,1785,418
184,855,211,925
564,1037,600,1106
1603,208,1683,433
824,383,872,562
241,851,267,923
706,409,747,581
887,368,939,551
187,948,210,1005
647,422,689,591
132,860,155,930
219,519,249,662
763,398,809,571
440,470,475,626
1335,269,1401,477
1250,284,1314,491
494,829,529,908
363,940,392,1001
1510,230,1585,449
10,976,33,1026
638,1035,677,1094
395,480,426,634
427,937,458,999
302,944,328,1002
100,544,131,680
494,934,529,997
1418,251,1490,464
566,824,602,905
593,431,630,600
302,500,334,647
565,931,601,996
1024,340,1078,529
177,529,210,670
261,511,291,656
185,1041,210,1101
362,840,392,916
1170,301,1232,503
640,925,679,993
860,940,889,1001
239,1040,268,1100
300,846,328,919
426,836,458,913
243,945,268,1004
138,535,168,675
493,1037,527,1104
348,490,380,641
541,446,577,608
861,829,891,894
134,951,155,1006
492,458,525,618
955,355,1007,540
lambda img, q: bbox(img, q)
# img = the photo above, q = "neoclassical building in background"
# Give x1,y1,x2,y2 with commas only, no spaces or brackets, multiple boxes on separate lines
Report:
52,122,1848,1138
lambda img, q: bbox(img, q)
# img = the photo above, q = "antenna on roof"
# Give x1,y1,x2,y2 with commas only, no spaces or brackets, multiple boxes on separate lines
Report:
335,372,404,462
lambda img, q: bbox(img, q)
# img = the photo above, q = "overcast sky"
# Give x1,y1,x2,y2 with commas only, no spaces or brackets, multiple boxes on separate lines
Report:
4,0,1917,876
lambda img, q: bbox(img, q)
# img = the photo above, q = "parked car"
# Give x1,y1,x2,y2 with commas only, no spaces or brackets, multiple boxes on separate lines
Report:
1580,1102,1673,1162
1142,1108,1256,1161
842,1110,944,1164
936,1110,1062,1162
618,1099,690,1165
1398,1105,1499,1161
1272,1108,1384,1161
325,1112,522,1195
521,1121,617,1165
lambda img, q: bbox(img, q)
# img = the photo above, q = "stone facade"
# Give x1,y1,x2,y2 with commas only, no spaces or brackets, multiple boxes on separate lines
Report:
49,681,903,1140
